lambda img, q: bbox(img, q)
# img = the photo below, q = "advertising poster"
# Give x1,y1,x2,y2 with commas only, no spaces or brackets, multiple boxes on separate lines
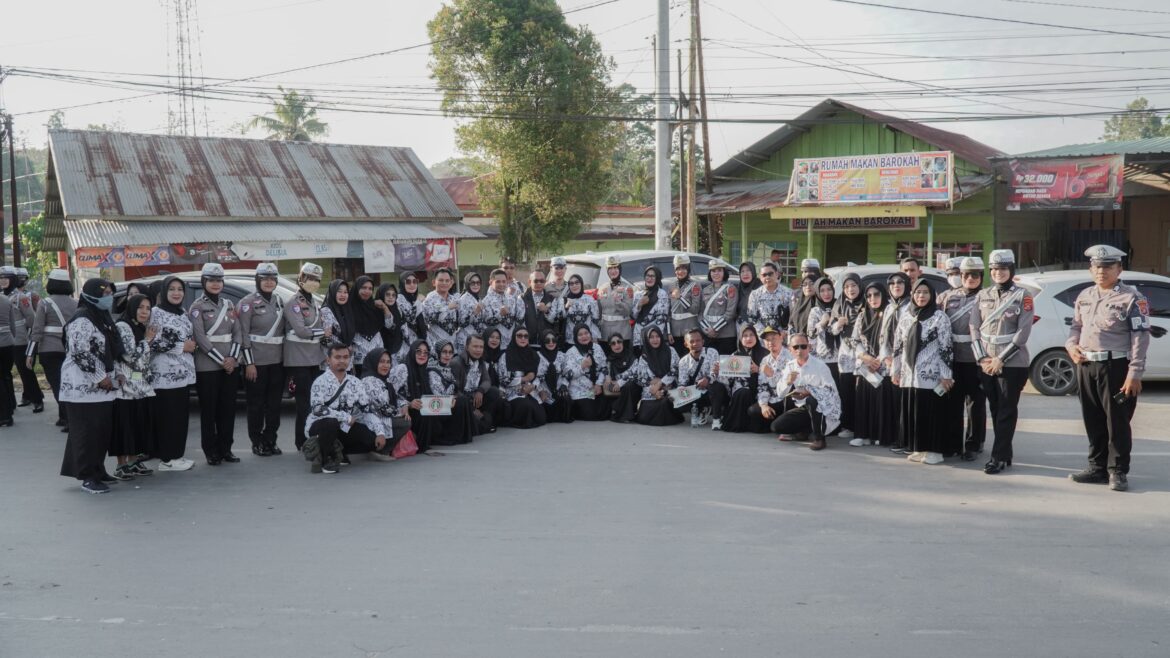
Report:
787,151,953,205
1002,156,1123,211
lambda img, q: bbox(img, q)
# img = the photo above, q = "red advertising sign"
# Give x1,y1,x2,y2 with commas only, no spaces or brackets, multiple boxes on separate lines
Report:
1003,156,1123,211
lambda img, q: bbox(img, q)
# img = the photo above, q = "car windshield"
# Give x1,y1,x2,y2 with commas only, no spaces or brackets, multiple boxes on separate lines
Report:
566,263,602,289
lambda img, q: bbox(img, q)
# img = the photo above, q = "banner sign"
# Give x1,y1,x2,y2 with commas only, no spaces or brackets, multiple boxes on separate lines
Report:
76,247,124,269
787,151,953,205
363,241,396,272
1002,156,1123,211
789,216,920,232
169,243,239,264
231,241,350,261
123,245,172,267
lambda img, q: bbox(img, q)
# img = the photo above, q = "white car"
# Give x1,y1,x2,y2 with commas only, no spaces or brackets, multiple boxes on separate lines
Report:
562,250,718,293
1016,270,1170,396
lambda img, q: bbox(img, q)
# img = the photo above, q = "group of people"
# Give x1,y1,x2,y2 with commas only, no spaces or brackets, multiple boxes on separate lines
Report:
24,243,1150,494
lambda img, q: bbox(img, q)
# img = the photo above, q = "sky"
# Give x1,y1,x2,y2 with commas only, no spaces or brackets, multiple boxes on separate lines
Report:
2,0,1169,169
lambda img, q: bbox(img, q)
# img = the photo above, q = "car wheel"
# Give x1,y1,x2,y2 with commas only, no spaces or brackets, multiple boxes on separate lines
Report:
1030,349,1077,396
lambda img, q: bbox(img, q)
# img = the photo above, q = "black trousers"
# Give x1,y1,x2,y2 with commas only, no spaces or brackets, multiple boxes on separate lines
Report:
0,345,13,420
838,372,857,432
747,401,785,434
308,418,377,459
980,366,1027,463
286,366,318,450
40,352,66,423
1076,359,1137,475
13,346,43,403
151,386,190,461
952,362,987,452
195,370,237,458
468,387,505,433
609,381,642,423
245,363,285,447
769,397,825,440
61,401,113,481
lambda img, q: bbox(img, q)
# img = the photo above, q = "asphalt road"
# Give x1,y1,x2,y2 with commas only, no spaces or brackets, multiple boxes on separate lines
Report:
2,385,1169,657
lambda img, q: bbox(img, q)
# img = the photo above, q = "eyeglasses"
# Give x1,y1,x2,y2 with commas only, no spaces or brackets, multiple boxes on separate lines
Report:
515,333,529,339
760,272,775,278
961,272,982,279
532,278,546,283
544,337,558,343
609,340,623,346
404,279,417,285
553,264,565,269
865,292,882,298
791,344,809,350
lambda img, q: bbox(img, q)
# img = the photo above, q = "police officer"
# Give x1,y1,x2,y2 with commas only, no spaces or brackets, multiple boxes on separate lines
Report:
190,263,243,465
1065,244,1151,492
597,255,634,354
938,256,986,459
28,269,77,429
698,258,738,355
0,266,15,426
238,263,286,456
970,250,1032,475
10,267,44,411
943,257,963,291
545,256,570,298
666,254,706,356
800,258,823,283
284,262,329,451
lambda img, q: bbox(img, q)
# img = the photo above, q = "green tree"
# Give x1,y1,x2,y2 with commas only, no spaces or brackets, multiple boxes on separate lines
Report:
247,87,329,142
428,0,623,263
46,111,66,131
1102,97,1167,142
429,155,493,179
16,213,57,288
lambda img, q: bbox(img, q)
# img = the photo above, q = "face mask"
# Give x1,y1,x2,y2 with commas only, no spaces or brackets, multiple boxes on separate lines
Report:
301,279,321,294
83,292,114,311
948,275,962,288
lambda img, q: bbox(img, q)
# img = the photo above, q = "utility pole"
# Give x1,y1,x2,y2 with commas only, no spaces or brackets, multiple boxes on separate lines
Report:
0,66,7,266
677,49,687,251
654,0,671,251
686,10,698,254
693,0,719,256
5,115,19,267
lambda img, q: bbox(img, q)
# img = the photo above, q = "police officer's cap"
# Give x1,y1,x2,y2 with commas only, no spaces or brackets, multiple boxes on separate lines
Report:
709,258,730,271
605,255,621,269
1085,244,1125,265
550,256,567,268
299,262,324,279
200,263,226,279
0,266,15,277
944,257,962,273
988,249,1015,267
801,258,821,271
15,267,28,277
48,268,71,282
959,257,984,273
673,254,691,268
256,262,280,277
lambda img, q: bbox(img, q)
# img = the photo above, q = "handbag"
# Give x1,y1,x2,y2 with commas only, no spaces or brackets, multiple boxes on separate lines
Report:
392,429,419,459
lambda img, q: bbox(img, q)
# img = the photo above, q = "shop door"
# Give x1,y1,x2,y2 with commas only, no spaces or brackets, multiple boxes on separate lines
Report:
825,234,869,268
1161,220,1170,276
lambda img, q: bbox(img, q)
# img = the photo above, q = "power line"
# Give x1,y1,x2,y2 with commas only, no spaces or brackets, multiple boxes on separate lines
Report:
990,0,1170,15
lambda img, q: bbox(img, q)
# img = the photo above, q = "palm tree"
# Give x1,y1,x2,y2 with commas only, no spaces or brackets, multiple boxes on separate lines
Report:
248,87,329,142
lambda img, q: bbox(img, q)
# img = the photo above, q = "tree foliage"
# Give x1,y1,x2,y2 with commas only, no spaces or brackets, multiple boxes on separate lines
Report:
1102,97,1167,142
428,0,623,263
248,87,329,142
429,155,493,179
16,213,57,289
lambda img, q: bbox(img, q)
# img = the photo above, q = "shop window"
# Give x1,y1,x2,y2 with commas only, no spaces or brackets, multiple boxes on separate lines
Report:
728,241,799,280
897,242,984,268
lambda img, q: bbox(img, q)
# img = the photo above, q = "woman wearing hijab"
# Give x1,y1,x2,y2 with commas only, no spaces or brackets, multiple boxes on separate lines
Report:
376,283,406,365
561,274,600,347
631,266,670,352
27,269,78,432
321,279,356,354
806,277,840,376
350,276,391,376
561,324,610,421
789,275,817,337
497,328,550,428
148,276,197,472
59,279,123,494
604,332,641,423
736,262,762,335
425,339,477,445
538,329,573,423
390,339,442,454
849,282,890,447
891,279,955,465
457,271,486,352
699,260,739,355
398,273,426,344
481,328,505,389
829,274,864,440
619,326,682,426
880,272,912,454
718,325,770,433
357,348,405,461
110,294,157,480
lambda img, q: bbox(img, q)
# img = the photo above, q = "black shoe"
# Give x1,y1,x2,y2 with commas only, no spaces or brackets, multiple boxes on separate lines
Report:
252,444,272,457
340,455,351,466
221,452,241,463
321,462,339,474
1109,472,1129,492
1069,468,1109,484
99,473,118,484
32,402,44,413
984,459,1010,474
206,456,222,466
960,451,977,462
112,465,135,481
55,418,66,427
268,443,283,456
0,418,13,427
81,479,110,494
60,425,69,433
17,400,31,408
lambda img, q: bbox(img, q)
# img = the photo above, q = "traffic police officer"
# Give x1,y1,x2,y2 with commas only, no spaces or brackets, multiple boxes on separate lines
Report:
545,256,570,298
800,258,823,283
698,258,739,355
0,266,15,426
1065,244,1150,492
597,255,634,353
970,250,1032,474
238,263,286,456
11,267,43,410
944,257,963,290
939,256,985,459
190,263,243,465
284,262,329,451
666,254,705,356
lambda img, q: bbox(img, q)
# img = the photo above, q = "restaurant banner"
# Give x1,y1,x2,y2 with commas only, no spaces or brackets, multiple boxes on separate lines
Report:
231,241,350,261
787,151,953,205
789,216,920,232
1003,156,1123,211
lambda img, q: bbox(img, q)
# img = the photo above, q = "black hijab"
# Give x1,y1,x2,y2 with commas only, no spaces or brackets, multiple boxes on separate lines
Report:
155,275,186,315
325,279,356,345
735,325,769,364
400,275,420,305
362,347,399,408
571,324,597,382
641,326,673,378
254,273,274,302
376,283,404,355
906,279,939,363
832,273,865,326
404,339,433,399
565,274,586,300
791,275,818,335
606,332,635,374
858,282,887,352
482,328,503,365
537,330,561,390
120,293,150,343
463,271,484,301
505,329,539,376
883,272,912,352
737,262,761,318
70,278,125,370
352,276,385,339
886,272,911,305
635,266,663,324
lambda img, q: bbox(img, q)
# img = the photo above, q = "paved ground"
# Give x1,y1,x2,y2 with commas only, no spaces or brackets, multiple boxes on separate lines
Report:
2,385,1169,657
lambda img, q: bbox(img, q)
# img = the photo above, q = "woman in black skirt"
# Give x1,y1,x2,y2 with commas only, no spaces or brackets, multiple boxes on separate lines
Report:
562,324,611,421
392,339,443,454
719,325,769,433
482,328,504,388
891,279,955,465
426,339,476,446
624,327,682,427
604,333,641,423
498,329,548,428
829,273,864,439
538,329,573,424
880,272,911,453
110,294,156,479
849,282,888,446
148,276,197,472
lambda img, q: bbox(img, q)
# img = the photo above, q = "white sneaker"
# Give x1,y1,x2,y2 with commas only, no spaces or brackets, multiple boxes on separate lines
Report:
907,452,926,463
923,452,945,465
838,429,855,439
711,419,722,431
158,458,194,472
849,438,866,447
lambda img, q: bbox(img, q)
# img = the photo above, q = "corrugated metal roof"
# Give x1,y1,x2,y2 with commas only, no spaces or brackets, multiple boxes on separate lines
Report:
1005,137,1170,159
47,129,463,221
56,220,484,251
712,99,1005,179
